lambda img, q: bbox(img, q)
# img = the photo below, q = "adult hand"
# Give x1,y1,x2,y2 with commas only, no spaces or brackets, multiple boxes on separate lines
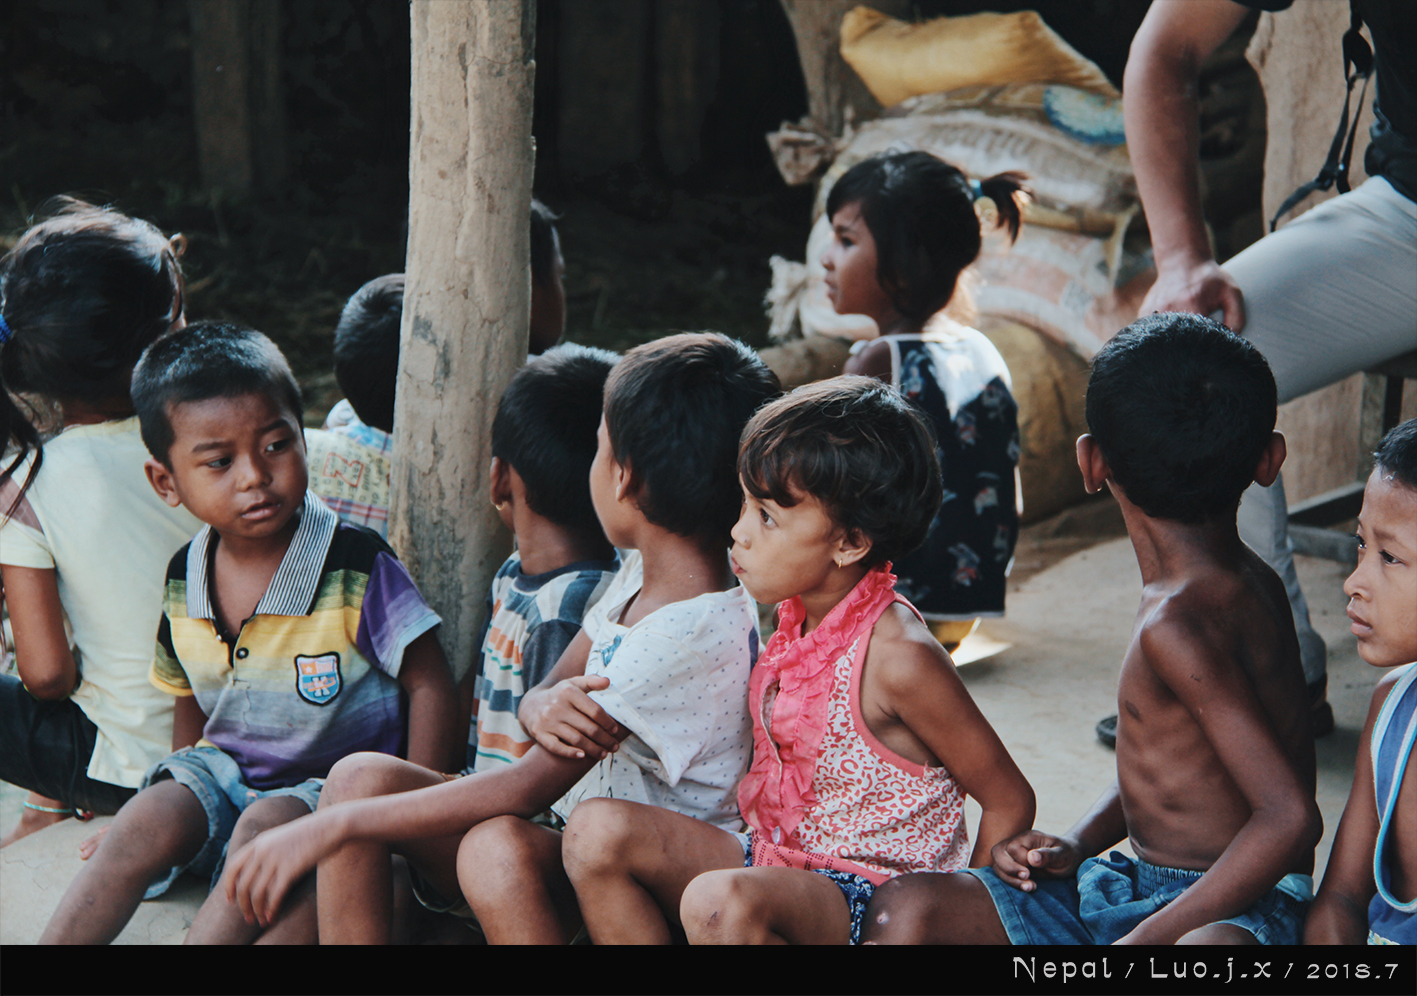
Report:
519,674,621,760
990,830,1084,891
1141,257,1246,332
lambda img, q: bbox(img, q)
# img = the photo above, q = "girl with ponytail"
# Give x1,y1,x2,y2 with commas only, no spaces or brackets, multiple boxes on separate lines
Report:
0,199,201,844
828,151,1029,642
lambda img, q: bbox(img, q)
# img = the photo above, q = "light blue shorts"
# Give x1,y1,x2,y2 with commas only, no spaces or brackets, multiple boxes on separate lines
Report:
140,745,323,899
967,851,1313,945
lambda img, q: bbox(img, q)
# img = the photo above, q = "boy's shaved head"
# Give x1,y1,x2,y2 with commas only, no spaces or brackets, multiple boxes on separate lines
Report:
1086,313,1276,524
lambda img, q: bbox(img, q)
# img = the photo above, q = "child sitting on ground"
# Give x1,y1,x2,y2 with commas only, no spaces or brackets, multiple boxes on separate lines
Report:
466,344,621,775
560,376,1036,945
831,151,1027,647
863,313,1321,945
220,332,780,944
0,199,202,845
307,201,569,538
1306,418,1417,946
38,321,458,945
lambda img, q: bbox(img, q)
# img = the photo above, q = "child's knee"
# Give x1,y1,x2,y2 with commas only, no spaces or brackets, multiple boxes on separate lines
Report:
227,795,313,851
320,752,407,807
680,869,759,940
97,781,206,870
562,798,637,877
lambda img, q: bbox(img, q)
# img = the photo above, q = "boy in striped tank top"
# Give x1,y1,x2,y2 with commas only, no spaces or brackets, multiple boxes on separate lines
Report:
1307,419,1417,946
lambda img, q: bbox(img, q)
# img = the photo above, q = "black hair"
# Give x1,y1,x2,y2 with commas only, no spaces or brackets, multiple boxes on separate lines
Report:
1085,312,1277,524
1374,418,1417,492
492,343,618,535
739,376,942,567
131,320,303,466
825,151,1028,324
530,198,561,288
333,273,403,433
604,331,780,548
0,197,184,517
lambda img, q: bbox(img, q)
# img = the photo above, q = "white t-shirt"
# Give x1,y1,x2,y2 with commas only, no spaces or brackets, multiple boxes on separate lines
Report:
0,418,202,786
553,550,758,831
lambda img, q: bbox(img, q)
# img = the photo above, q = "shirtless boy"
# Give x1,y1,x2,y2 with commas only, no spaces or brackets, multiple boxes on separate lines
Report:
864,313,1322,945
1306,418,1417,945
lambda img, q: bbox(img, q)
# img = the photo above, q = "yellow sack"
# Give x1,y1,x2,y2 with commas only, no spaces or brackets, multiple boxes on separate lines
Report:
839,7,1118,108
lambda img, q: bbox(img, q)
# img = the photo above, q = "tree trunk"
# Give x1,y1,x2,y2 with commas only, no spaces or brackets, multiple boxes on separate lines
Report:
776,0,908,135
390,0,536,683
189,0,253,195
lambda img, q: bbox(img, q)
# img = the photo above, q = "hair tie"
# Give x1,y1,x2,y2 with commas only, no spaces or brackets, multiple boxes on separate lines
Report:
968,179,983,202
0,314,12,346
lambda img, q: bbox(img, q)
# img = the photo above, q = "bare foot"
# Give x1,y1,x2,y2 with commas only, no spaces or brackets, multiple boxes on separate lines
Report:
0,793,73,848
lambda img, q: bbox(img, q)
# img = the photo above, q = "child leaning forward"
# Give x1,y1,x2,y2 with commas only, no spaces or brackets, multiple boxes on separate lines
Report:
560,376,1035,945
38,322,457,945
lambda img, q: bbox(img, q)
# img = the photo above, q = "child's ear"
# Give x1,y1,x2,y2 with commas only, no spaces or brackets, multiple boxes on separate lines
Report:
145,458,183,508
834,529,873,569
1075,434,1110,495
612,459,639,507
489,456,513,509
1253,431,1287,488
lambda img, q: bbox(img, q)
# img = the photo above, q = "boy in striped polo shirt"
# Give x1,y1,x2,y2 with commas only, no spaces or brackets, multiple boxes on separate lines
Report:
39,322,458,945
470,345,621,773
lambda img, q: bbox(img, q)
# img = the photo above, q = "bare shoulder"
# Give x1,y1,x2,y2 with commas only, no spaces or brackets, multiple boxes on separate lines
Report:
842,338,893,382
864,602,958,692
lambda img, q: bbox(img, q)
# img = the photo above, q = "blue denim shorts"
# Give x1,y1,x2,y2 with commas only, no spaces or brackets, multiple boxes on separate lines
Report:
140,745,323,899
967,851,1313,945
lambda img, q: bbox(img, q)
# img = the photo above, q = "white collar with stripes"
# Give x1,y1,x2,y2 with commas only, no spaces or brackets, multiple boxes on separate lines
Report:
185,491,339,621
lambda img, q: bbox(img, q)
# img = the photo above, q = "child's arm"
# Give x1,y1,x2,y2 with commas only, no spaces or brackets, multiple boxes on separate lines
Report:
172,694,206,751
397,630,459,772
2,565,78,699
990,783,1128,890
224,742,607,926
875,624,1036,861
517,628,625,759
1116,614,1323,945
1305,673,1396,944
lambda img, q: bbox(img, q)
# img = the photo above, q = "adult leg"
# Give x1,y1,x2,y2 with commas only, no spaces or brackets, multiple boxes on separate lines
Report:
458,816,579,944
561,798,747,944
861,871,1011,944
1225,177,1417,693
314,752,464,945
0,674,136,845
681,867,851,945
37,779,208,944
186,795,315,945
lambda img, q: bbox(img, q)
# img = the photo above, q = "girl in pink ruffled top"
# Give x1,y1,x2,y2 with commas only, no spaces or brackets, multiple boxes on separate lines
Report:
561,376,1035,944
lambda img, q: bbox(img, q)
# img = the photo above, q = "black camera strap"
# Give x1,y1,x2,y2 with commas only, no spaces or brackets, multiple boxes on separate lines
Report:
1269,0,1374,231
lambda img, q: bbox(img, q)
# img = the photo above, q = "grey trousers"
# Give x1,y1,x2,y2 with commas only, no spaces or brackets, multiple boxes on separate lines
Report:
1226,177,1417,685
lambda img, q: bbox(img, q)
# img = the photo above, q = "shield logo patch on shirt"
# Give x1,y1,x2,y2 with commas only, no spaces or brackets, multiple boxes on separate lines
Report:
295,652,342,706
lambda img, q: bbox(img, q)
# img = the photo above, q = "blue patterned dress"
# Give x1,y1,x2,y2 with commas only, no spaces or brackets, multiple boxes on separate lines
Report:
880,319,1020,620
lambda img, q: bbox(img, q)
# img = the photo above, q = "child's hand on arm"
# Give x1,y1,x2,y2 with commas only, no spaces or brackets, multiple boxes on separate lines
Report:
517,629,624,759
1305,673,1395,944
3,566,78,699
398,631,459,772
991,784,1127,891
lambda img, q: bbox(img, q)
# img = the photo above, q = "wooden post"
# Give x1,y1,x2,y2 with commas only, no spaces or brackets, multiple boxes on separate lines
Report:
390,0,536,682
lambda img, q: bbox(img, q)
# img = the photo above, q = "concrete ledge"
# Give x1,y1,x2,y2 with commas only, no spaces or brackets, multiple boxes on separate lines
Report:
0,816,206,944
